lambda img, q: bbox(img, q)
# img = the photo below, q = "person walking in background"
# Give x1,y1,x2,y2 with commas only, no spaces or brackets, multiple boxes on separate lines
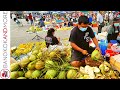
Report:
107,18,120,43
12,13,17,22
88,14,93,25
28,13,34,26
25,15,29,24
109,11,114,25
97,11,104,33
39,19,45,27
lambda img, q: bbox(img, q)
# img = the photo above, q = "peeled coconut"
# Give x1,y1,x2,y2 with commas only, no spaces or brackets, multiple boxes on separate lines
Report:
67,69,77,79
10,71,19,79
91,50,101,61
19,58,30,68
29,55,36,61
58,71,66,79
35,61,44,70
27,60,37,70
25,70,34,79
17,77,26,79
99,64,105,75
44,69,57,79
31,70,41,79
32,50,39,55
18,71,24,77
83,75,90,79
10,63,20,72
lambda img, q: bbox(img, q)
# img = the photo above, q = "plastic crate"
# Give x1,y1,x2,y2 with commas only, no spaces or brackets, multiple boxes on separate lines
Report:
110,40,118,44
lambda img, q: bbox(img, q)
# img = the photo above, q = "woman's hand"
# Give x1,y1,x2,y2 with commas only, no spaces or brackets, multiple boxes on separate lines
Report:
57,37,60,41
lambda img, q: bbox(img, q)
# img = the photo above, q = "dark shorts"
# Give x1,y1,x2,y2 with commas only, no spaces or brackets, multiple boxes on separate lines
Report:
71,47,95,62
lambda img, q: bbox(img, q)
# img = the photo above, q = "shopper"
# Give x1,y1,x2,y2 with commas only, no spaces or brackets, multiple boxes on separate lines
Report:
45,28,60,48
28,13,33,26
97,11,104,33
12,13,17,22
40,19,45,27
109,12,114,25
107,18,120,43
88,14,93,25
69,16,100,67
25,15,29,23
117,32,120,43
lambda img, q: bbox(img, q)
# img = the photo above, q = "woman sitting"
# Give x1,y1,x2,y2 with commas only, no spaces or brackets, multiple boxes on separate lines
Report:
45,28,60,48
107,18,120,43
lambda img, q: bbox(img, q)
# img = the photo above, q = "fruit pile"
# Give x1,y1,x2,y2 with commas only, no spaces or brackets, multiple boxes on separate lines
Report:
26,26,43,32
44,21,51,25
12,42,34,57
10,42,73,79
57,27,73,31
11,42,46,60
10,42,120,79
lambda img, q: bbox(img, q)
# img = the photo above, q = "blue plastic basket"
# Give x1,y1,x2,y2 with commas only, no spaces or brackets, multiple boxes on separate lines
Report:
110,40,118,44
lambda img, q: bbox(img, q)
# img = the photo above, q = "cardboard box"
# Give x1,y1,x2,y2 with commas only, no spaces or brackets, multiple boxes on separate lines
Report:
110,56,120,73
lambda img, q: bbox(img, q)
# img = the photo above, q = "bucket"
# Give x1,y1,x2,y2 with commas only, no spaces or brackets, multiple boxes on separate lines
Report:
99,39,108,55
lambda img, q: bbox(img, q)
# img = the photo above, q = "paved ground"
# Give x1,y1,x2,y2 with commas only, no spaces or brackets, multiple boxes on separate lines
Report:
10,19,108,47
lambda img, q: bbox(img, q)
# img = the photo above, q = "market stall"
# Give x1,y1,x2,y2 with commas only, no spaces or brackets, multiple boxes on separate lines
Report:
10,40,120,79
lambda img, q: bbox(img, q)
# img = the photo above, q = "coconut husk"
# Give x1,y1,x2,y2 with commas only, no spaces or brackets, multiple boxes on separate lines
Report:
85,56,104,67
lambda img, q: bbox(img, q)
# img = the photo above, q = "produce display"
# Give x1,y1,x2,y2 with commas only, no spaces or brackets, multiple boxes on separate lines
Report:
44,21,51,25
10,42,120,79
26,26,43,32
57,27,73,31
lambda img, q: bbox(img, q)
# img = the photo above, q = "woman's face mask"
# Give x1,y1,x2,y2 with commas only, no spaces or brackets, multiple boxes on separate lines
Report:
114,23,120,27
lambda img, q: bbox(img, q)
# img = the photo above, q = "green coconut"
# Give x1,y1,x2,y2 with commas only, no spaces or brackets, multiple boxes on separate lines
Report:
10,71,19,79
29,55,36,61
37,52,42,58
18,71,24,77
10,63,20,72
49,52,56,58
25,70,34,79
27,60,37,70
58,71,66,79
45,60,55,69
32,50,39,55
91,50,101,61
17,77,26,79
19,58,30,68
67,69,77,79
35,60,44,70
31,70,41,79
44,69,57,79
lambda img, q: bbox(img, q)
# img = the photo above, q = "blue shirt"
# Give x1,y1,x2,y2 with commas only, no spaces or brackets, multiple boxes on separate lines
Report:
89,17,93,23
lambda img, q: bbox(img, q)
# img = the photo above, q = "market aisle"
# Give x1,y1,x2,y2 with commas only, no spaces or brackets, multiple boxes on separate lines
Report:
10,19,109,47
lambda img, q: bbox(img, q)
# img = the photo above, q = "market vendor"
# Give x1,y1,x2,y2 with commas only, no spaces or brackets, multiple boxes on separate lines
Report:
107,18,120,43
69,15,101,67
45,28,60,48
